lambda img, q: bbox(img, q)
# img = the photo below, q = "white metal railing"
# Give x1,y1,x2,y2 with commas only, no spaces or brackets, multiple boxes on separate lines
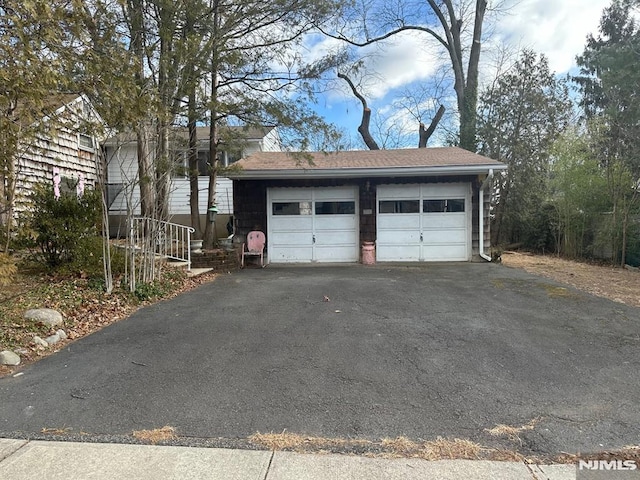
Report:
129,217,196,272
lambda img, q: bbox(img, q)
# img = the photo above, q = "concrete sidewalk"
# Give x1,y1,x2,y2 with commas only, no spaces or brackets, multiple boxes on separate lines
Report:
0,438,575,479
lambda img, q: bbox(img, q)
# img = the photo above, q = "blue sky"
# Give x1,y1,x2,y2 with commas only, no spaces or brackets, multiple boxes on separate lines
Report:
302,0,611,148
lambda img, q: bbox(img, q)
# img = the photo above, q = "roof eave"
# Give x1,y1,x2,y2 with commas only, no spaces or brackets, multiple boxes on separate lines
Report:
228,164,507,180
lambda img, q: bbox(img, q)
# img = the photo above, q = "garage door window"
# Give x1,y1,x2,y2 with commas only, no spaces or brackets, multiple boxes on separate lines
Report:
272,202,312,215
315,201,356,215
379,200,420,214
423,199,465,213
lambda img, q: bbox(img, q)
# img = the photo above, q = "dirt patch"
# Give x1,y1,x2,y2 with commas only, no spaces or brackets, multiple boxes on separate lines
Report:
501,252,640,308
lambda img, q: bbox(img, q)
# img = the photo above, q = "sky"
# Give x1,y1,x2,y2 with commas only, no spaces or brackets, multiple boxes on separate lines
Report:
305,0,611,148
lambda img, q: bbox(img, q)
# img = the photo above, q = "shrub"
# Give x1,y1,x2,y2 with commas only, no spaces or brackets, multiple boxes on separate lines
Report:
61,235,127,280
27,184,101,268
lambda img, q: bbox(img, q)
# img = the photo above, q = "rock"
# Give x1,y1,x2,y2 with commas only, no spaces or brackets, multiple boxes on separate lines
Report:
24,308,63,327
0,350,20,366
14,348,29,356
56,329,67,340
32,336,49,348
44,333,61,345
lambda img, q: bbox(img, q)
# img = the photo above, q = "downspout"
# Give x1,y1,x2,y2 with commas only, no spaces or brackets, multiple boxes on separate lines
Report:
479,169,494,262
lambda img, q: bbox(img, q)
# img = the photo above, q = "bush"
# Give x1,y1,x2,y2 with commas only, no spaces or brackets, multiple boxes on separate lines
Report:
61,235,127,279
27,184,102,268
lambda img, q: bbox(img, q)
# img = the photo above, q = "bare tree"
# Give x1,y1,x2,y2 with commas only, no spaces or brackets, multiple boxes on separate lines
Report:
319,0,505,151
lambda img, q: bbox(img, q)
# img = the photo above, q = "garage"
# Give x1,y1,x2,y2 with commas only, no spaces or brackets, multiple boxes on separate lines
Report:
267,186,359,263
231,147,506,264
376,183,471,262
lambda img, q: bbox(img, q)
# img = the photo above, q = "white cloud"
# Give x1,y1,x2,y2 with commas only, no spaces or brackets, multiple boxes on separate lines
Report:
360,31,443,99
497,0,610,73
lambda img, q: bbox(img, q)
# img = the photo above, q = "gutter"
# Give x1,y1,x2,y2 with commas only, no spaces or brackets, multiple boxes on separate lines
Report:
228,164,507,180
479,169,494,262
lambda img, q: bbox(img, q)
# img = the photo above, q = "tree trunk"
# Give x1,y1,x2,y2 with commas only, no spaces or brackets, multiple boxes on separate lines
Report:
429,0,486,152
203,1,220,249
358,108,380,150
337,73,380,150
418,105,445,148
188,90,202,238
136,124,154,218
459,0,487,152
1,158,16,252
155,121,171,222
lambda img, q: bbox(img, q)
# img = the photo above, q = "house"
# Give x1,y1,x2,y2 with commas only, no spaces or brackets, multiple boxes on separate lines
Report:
6,94,103,220
229,148,507,263
104,126,281,237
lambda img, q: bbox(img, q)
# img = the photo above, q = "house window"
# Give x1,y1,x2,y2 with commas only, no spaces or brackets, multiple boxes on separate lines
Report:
272,202,313,215
379,200,420,214
78,134,94,151
315,201,355,215
223,149,243,167
423,199,465,213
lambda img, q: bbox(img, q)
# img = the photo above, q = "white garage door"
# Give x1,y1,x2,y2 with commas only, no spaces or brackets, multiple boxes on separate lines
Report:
268,187,359,263
377,183,471,262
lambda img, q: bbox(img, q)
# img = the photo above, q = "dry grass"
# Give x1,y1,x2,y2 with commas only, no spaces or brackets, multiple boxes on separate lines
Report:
485,418,539,446
383,436,482,461
539,284,578,298
41,427,71,435
132,426,177,444
553,445,640,464
249,431,372,453
249,431,525,462
502,252,640,307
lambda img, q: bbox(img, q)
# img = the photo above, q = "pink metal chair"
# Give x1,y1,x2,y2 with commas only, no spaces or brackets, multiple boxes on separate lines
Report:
241,231,266,268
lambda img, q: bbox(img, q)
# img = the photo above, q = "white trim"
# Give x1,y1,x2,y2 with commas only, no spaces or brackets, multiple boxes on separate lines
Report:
479,169,494,262
229,164,506,180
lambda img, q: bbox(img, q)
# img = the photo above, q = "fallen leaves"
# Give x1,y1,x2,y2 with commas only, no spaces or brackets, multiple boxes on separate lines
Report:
0,270,219,376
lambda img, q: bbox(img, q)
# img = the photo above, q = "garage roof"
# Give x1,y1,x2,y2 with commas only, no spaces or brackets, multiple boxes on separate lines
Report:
230,147,506,179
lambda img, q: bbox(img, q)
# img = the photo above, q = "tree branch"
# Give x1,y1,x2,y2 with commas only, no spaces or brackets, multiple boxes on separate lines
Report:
337,72,379,150
418,104,445,148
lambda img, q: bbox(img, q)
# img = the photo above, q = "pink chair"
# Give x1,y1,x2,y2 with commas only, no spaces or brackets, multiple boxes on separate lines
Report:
241,231,266,268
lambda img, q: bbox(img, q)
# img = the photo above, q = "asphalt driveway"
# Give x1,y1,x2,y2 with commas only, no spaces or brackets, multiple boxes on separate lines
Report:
1,263,639,456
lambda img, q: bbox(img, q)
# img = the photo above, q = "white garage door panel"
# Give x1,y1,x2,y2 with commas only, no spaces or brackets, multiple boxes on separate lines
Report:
378,214,420,229
315,231,357,246
377,230,420,244
377,245,421,261
421,228,466,243
313,216,356,230
270,231,312,246
271,247,313,262
423,245,468,260
314,246,358,262
379,185,421,198
313,187,355,200
422,214,466,228
271,216,313,230
268,187,359,263
377,183,471,262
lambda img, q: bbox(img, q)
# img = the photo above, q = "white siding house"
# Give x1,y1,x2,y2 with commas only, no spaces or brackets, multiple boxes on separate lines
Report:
104,126,281,237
